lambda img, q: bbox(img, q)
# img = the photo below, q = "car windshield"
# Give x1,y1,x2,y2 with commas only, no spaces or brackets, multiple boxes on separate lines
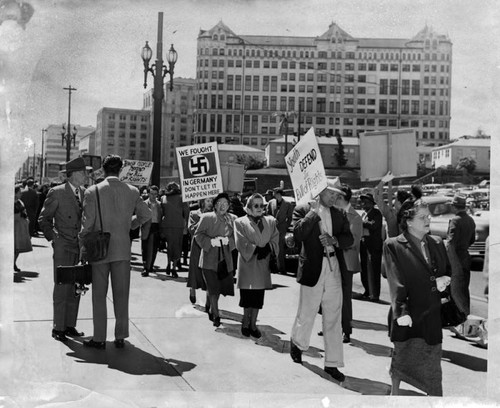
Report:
428,202,453,216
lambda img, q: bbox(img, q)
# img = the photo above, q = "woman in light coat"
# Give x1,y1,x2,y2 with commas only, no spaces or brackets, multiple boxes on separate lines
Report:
234,193,279,338
194,193,236,327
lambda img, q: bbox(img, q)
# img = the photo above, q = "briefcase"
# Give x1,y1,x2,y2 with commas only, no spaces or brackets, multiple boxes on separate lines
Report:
56,264,92,285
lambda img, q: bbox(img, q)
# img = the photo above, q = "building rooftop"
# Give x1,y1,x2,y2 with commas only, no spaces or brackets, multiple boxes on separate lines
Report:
217,144,264,153
270,135,360,145
433,138,491,150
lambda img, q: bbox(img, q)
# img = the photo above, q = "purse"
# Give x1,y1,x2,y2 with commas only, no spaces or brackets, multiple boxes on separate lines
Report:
441,290,467,328
56,263,92,285
81,187,111,262
216,242,229,280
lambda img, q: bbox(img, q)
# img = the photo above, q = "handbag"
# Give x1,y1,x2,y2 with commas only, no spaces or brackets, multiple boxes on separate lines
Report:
81,187,111,262
441,290,467,328
216,242,229,280
56,263,92,285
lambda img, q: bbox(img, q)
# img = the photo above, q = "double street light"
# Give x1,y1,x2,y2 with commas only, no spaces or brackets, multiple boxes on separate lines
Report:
141,12,178,188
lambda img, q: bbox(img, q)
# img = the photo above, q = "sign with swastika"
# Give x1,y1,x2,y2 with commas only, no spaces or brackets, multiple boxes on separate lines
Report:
175,142,223,202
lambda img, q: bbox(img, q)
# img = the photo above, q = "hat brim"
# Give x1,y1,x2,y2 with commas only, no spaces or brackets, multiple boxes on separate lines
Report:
326,186,345,195
360,194,375,203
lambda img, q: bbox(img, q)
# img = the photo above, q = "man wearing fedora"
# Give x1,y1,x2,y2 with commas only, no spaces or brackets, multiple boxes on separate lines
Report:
266,187,293,274
38,157,89,342
446,193,476,316
357,192,383,302
289,177,353,382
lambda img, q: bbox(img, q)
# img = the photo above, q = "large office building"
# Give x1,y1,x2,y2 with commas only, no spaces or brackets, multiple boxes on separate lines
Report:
193,21,452,165
95,107,151,161
143,77,196,177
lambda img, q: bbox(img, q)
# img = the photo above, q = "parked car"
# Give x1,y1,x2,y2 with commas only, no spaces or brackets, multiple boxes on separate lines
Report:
425,195,489,257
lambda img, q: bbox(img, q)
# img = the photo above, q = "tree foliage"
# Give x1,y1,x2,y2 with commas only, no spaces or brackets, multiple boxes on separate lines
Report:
457,156,476,173
334,135,348,167
236,154,266,170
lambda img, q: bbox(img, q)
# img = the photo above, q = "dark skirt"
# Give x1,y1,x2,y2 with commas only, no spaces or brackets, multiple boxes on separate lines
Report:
202,268,234,297
14,214,32,253
391,338,443,396
163,227,184,261
187,242,206,290
239,289,265,309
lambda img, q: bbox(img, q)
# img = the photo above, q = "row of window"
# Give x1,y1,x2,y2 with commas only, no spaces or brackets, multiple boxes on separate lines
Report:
107,139,148,148
107,122,148,131
106,131,148,139
197,93,449,116
198,47,450,62
107,114,149,122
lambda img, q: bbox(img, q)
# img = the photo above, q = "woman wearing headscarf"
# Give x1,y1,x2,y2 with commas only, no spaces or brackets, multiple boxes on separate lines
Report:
160,182,189,277
14,184,33,271
187,197,214,309
382,197,451,396
194,193,236,327
234,193,279,338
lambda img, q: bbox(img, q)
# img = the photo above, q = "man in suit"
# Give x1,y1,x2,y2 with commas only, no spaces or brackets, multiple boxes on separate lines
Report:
358,193,383,302
446,193,476,316
334,183,363,343
38,157,88,342
289,177,353,382
21,177,39,237
80,155,151,349
141,185,162,277
266,188,293,274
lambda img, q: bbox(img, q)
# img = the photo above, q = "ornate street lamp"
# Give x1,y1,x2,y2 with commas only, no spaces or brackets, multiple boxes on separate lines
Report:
62,85,77,162
141,12,177,187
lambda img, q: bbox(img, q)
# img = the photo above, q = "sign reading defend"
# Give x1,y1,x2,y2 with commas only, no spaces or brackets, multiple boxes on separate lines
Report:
285,127,328,205
175,142,223,202
119,159,153,186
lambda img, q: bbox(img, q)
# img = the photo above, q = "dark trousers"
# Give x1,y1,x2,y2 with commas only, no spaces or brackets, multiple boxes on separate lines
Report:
141,223,160,272
277,231,287,272
52,241,81,331
341,270,353,335
360,240,382,299
451,265,471,316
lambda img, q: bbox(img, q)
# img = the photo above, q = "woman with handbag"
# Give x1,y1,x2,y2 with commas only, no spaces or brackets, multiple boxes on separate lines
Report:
382,197,451,396
234,193,279,338
194,193,236,327
14,184,33,271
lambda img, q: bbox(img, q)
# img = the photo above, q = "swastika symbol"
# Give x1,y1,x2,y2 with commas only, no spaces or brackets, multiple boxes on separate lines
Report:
189,155,210,176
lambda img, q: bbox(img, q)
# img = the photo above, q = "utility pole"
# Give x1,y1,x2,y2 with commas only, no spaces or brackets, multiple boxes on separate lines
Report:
40,128,46,183
62,85,77,162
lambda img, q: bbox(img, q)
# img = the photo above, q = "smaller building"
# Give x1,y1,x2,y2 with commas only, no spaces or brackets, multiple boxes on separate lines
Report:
432,137,490,172
217,144,265,165
266,135,360,168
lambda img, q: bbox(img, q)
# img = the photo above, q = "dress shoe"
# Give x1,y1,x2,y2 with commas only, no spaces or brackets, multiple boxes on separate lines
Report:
290,339,302,364
52,329,68,342
171,269,179,279
83,339,106,349
114,339,125,348
189,294,196,304
369,297,380,303
352,292,370,301
343,333,351,343
241,326,250,337
65,327,84,337
318,331,324,336
14,264,20,272
141,271,149,277
213,316,221,327
324,366,345,382
249,328,262,339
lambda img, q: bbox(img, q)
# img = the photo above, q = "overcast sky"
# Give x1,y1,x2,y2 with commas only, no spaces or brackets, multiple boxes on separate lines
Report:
2,0,499,166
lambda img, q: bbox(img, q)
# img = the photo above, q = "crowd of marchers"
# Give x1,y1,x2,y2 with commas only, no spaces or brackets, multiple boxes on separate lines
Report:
13,155,481,396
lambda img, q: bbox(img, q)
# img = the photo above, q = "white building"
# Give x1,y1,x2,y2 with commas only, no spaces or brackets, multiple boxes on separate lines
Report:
431,137,490,172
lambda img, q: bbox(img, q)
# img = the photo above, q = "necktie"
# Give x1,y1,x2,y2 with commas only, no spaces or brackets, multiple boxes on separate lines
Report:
421,240,429,264
75,188,82,211
257,218,264,233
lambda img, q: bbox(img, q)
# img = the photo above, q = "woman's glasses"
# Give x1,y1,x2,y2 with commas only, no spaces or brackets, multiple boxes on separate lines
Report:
252,204,265,209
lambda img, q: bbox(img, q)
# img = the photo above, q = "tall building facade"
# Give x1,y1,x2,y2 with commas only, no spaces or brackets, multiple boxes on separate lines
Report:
193,21,452,161
143,77,196,177
95,107,151,161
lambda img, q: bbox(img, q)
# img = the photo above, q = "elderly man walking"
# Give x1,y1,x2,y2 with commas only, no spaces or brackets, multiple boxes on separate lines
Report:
289,177,353,382
38,157,89,342
80,155,151,349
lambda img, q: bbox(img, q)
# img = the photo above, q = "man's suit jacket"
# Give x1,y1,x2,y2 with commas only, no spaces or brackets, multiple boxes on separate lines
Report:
292,204,354,287
38,182,83,254
79,178,151,264
141,198,162,240
21,187,39,218
382,233,450,345
446,210,476,267
343,205,363,273
362,207,383,252
267,198,293,234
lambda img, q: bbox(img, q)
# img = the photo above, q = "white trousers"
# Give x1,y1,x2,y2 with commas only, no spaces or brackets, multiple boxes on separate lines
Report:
291,256,344,367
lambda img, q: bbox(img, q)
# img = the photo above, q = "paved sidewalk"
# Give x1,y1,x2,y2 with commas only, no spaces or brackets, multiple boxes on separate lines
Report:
2,236,492,407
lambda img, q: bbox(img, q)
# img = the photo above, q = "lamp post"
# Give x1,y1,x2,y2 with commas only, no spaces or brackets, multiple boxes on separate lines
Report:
40,128,47,183
62,85,77,162
141,12,178,187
